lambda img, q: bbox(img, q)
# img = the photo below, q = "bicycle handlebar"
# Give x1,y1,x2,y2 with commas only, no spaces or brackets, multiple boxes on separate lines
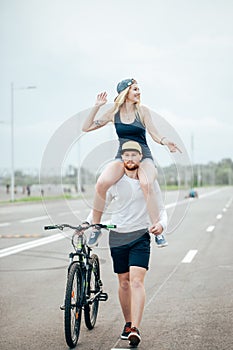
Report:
44,223,117,231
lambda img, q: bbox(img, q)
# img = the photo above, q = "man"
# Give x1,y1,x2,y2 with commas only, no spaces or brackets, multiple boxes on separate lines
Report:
86,141,168,347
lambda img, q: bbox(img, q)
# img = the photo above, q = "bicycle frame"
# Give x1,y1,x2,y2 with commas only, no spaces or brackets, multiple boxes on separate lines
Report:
44,222,116,348
68,245,99,307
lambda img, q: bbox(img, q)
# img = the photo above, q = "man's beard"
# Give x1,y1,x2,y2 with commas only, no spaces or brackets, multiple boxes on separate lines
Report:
124,161,139,171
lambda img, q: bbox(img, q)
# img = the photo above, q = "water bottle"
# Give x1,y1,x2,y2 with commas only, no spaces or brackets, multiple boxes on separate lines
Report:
76,235,83,251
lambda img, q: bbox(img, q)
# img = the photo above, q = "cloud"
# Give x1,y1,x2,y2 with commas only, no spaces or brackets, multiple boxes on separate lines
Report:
1,0,233,168
158,108,232,131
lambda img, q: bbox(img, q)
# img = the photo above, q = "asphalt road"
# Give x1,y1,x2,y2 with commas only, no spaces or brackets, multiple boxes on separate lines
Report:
0,187,233,350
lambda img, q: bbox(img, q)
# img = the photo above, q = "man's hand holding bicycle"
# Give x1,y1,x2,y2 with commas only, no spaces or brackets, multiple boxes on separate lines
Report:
149,223,164,236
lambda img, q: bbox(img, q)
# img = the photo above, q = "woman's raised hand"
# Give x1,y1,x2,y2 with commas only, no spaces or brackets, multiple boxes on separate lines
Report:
166,141,182,153
95,92,108,107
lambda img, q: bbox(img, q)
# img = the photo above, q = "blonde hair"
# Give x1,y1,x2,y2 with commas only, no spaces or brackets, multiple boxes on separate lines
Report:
111,81,144,125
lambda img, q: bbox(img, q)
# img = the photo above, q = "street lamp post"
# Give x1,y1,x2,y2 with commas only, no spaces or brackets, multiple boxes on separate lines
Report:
10,82,36,202
77,139,81,193
10,82,15,202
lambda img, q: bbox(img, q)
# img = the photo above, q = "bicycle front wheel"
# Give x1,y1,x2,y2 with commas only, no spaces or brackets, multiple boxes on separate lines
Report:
84,254,100,329
64,263,83,348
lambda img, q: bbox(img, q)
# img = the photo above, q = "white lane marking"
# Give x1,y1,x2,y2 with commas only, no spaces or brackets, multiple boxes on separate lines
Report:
58,211,71,217
0,223,10,227
51,210,82,217
222,208,227,212
0,188,228,260
216,214,222,220
219,265,233,270
198,188,222,199
110,190,229,349
20,216,48,223
206,225,215,232
57,210,80,217
182,249,198,263
0,233,69,258
3,188,225,227
165,199,189,209
226,197,233,208
164,188,223,210
112,261,183,348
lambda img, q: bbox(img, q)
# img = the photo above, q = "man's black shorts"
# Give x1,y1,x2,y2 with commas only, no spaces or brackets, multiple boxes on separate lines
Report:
109,230,151,274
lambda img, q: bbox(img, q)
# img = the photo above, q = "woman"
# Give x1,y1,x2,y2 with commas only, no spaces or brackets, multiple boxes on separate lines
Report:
82,78,181,246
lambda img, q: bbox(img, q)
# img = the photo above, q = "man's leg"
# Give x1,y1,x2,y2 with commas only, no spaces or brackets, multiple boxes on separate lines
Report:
129,266,147,328
117,272,131,323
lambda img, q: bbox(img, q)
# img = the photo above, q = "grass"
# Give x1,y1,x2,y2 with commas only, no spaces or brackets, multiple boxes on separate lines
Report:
1,185,225,204
0,194,80,204
160,185,188,191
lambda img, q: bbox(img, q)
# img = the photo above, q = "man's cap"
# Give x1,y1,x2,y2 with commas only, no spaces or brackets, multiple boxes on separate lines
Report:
116,78,136,94
122,141,142,154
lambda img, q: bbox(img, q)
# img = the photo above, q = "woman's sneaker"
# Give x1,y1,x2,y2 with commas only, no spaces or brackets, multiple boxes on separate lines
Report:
121,322,131,340
155,234,168,248
87,229,102,247
128,327,141,347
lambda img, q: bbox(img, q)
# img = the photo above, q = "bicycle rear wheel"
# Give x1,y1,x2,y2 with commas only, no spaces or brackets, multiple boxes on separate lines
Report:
64,263,83,348
84,254,100,329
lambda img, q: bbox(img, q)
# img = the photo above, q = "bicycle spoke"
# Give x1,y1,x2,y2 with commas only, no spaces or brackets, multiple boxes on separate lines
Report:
84,254,100,329
64,264,83,348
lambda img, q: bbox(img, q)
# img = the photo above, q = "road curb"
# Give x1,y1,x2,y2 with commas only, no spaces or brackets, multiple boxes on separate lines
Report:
0,234,43,238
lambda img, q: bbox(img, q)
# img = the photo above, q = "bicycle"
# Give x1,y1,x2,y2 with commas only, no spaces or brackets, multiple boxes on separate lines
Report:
44,223,116,348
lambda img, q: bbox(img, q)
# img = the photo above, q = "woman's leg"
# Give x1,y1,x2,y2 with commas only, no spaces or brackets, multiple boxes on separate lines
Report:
138,159,159,226
92,160,124,224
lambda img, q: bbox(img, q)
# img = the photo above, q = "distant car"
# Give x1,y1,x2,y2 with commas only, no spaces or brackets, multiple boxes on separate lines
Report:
185,189,198,198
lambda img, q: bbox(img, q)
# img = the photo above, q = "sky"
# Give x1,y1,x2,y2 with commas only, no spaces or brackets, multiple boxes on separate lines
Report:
0,0,233,175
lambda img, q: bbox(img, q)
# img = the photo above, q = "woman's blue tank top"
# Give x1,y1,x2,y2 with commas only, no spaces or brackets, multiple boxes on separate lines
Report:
114,110,153,160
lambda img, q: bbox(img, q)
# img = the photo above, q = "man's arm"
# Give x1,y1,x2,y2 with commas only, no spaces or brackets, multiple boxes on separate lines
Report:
150,180,168,234
85,189,114,224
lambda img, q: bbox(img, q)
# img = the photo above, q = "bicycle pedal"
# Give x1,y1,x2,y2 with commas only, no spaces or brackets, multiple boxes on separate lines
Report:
98,292,108,301
98,279,103,287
